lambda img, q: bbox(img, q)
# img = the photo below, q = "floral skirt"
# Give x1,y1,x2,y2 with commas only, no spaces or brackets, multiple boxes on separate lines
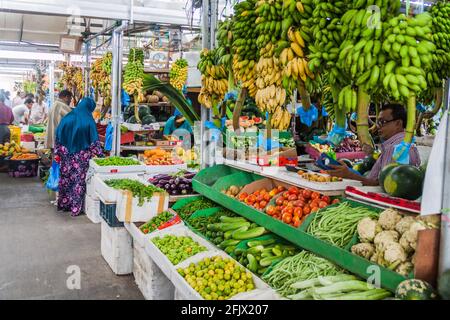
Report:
55,141,103,216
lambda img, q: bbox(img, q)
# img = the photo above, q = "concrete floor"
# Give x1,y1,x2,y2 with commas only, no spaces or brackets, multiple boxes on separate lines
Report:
0,174,143,300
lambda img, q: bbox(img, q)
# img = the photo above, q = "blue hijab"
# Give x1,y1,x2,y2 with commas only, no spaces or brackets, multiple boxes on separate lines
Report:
56,97,99,154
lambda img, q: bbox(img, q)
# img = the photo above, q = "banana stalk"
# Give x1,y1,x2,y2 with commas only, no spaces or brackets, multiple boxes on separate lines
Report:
415,87,443,135
298,81,311,110
404,93,416,144
134,94,141,124
356,87,373,148
233,88,247,132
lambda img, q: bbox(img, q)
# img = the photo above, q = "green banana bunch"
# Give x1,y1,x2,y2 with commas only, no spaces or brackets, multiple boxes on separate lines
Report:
381,13,435,101
197,49,228,108
123,48,145,101
169,58,188,90
338,85,357,112
430,0,450,84
217,18,234,71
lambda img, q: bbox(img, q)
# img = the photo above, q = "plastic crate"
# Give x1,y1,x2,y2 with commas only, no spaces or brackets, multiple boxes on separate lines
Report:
7,158,40,178
99,198,124,227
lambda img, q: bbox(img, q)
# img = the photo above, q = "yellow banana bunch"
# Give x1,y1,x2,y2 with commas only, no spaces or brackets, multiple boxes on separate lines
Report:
169,58,188,90
270,106,291,130
60,62,84,97
254,56,286,114
90,52,112,105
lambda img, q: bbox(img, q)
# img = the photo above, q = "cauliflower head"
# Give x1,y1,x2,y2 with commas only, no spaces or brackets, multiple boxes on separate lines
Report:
399,233,414,254
395,216,416,235
351,243,375,259
384,242,407,265
395,262,414,277
357,217,378,243
378,208,402,230
374,230,400,252
403,221,427,250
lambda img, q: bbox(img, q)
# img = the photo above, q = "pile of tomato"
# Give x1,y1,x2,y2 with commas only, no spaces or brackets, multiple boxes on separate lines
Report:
265,186,339,228
238,186,286,211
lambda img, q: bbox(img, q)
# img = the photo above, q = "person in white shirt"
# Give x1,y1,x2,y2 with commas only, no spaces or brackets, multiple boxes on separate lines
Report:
29,98,48,124
12,91,25,108
12,98,33,125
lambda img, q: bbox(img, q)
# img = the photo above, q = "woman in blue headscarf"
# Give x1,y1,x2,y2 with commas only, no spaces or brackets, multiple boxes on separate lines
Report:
55,97,103,216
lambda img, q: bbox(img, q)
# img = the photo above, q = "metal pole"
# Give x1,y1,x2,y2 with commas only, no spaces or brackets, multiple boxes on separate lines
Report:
439,78,450,277
48,61,55,107
111,21,128,156
84,41,91,97
200,0,211,168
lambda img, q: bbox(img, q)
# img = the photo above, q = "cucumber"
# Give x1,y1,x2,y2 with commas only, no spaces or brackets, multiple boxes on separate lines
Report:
219,239,241,249
219,216,247,223
212,221,250,232
260,255,285,267
224,245,236,254
247,239,276,248
261,252,275,258
234,248,247,256
232,227,266,240
272,247,283,256
247,254,258,273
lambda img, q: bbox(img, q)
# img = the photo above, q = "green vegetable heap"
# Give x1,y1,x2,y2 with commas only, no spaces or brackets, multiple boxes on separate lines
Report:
140,211,174,234
176,197,217,220
307,201,380,248
188,209,237,235
152,235,206,265
105,178,165,206
94,156,140,166
177,256,256,300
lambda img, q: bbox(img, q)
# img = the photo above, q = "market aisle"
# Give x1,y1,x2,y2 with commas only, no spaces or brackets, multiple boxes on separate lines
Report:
0,174,143,300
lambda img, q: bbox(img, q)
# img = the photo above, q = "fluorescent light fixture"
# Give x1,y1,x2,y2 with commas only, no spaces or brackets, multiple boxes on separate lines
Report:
0,50,83,62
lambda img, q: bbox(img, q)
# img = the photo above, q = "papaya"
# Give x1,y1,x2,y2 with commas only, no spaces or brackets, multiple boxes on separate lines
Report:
383,165,424,200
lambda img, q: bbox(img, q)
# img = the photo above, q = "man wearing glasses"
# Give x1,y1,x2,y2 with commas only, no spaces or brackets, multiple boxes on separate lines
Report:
327,103,420,186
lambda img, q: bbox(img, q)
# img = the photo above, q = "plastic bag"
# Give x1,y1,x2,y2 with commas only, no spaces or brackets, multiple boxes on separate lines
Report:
297,104,318,127
322,106,329,117
104,122,113,152
392,140,414,165
326,123,347,146
416,102,426,113
121,89,130,111
256,133,280,151
46,160,60,192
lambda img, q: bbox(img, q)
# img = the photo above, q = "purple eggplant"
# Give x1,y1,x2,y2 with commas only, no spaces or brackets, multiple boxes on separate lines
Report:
164,183,170,189
170,184,176,189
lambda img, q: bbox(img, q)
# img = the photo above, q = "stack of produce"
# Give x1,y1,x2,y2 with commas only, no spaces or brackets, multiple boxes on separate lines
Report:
0,141,29,158
296,170,342,183
177,256,256,300
233,238,299,276
143,148,183,166
197,48,228,108
265,187,337,227
123,48,145,116
93,156,141,166
288,273,392,300
221,185,244,198
59,62,84,99
10,153,39,160
351,208,438,276
104,178,165,206
124,105,156,125
152,235,207,265
379,163,425,200
187,208,237,238
237,186,285,211
306,201,380,248
148,171,196,196
262,251,343,297
334,137,362,153
430,1,450,82
169,58,188,90
176,197,217,220
90,52,112,107
231,0,258,97
139,211,178,234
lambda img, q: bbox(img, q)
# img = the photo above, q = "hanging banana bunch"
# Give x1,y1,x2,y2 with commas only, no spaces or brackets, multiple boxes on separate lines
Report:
90,52,112,107
169,58,188,90
197,48,228,108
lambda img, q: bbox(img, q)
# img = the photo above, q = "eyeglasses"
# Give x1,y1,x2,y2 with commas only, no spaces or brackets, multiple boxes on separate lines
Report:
376,118,398,127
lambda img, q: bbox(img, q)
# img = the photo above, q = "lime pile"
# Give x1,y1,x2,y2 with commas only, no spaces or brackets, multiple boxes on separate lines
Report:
152,235,206,265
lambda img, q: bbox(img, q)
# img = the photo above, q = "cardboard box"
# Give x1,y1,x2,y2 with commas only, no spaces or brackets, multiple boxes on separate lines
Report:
149,139,182,147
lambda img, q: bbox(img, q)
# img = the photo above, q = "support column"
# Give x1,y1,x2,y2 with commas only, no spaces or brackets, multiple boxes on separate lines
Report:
84,41,91,97
111,21,128,156
48,61,55,107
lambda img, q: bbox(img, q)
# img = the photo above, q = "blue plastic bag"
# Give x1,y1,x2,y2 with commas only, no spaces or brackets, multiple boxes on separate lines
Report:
326,123,347,146
46,160,60,192
322,106,329,117
416,102,426,113
392,140,414,165
297,104,318,127
256,133,280,151
104,122,113,151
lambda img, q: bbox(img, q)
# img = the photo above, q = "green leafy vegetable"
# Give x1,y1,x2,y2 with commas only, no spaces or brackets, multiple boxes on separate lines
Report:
94,156,140,166
105,178,166,206
176,197,217,220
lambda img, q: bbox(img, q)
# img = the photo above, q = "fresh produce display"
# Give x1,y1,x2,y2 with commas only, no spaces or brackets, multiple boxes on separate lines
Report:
309,142,332,154
123,48,145,121
148,171,196,196
169,58,188,90
265,186,336,227
233,238,299,276
208,216,266,248
177,256,256,300
176,197,217,220
430,1,450,81
334,137,363,153
297,170,342,183
220,185,244,198
139,211,177,234
188,209,238,239
351,208,435,276
306,201,380,248
0,141,29,157
104,179,165,206
238,186,285,211
197,48,228,108
59,62,84,101
395,279,437,300
93,156,141,166
143,148,183,166
288,273,392,300
10,153,39,160
381,164,424,200
262,251,343,297
90,52,112,107
152,235,207,265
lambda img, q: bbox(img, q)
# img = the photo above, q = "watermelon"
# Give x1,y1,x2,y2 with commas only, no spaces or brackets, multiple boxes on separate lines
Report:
138,105,151,119
123,106,134,120
141,114,157,125
438,269,450,300
395,279,437,300
379,162,400,191
127,116,137,124
383,165,424,200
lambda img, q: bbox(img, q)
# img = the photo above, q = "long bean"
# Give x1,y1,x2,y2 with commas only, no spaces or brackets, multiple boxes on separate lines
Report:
307,202,379,248
262,251,343,297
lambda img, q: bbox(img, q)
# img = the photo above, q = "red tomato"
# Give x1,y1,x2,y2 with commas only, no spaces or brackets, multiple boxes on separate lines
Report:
292,200,304,208
247,195,256,204
282,213,292,224
283,200,290,207
318,201,328,208
253,190,260,196
311,207,319,213
302,190,312,199
260,200,268,208
292,215,301,227
310,200,319,208
303,207,311,215
263,194,271,202
277,186,285,192
293,207,303,217
282,207,294,215
256,195,264,202
275,197,285,205
287,201,295,207
321,196,331,204
254,203,260,210
311,192,321,200
282,191,290,198
332,199,340,204
266,205,275,216
288,194,298,201
288,187,299,195
239,193,248,201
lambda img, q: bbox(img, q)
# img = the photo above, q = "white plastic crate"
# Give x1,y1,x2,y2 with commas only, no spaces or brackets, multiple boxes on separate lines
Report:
90,158,147,174
100,221,133,275
86,176,99,201
95,173,145,203
133,244,174,300
145,163,187,176
84,195,101,224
